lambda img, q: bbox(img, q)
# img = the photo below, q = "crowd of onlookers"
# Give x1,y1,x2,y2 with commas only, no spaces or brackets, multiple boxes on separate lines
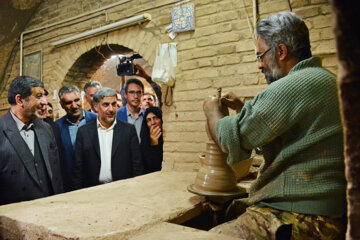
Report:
0,72,163,205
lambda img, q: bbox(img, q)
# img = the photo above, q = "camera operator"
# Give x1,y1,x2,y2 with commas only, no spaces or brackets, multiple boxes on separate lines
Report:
135,64,162,109
117,54,162,109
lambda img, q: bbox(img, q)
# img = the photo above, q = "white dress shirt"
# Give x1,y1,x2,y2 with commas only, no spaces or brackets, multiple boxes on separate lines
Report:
97,118,116,183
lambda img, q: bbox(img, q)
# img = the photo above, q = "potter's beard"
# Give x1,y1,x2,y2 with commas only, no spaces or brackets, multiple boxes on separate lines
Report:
262,56,285,84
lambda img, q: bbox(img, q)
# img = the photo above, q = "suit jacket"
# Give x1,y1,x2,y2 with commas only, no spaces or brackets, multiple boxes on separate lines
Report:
55,110,97,180
71,120,144,190
116,105,128,122
44,118,67,191
0,111,63,205
116,105,145,122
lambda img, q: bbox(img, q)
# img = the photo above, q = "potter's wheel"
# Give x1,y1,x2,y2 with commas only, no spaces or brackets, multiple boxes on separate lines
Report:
189,89,248,200
187,184,246,198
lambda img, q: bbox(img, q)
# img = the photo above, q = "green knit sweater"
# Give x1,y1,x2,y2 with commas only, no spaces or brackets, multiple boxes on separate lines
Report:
215,57,346,218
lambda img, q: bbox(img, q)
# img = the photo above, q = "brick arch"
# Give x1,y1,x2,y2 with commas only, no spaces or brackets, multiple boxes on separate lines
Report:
52,25,158,90
106,25,158,66
48,26,158,117
62,44,133,90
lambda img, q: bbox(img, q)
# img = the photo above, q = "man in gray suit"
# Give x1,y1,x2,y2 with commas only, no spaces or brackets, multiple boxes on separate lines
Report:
0,76,63,205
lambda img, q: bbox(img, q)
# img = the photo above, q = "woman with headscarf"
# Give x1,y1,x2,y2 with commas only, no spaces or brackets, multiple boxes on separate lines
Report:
140,107,163,173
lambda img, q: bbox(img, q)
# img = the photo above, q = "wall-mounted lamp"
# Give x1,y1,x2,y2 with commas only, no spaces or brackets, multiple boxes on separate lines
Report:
51,13,151,47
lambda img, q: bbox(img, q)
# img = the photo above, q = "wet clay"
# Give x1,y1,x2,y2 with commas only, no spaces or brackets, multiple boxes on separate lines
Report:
188,89,243,197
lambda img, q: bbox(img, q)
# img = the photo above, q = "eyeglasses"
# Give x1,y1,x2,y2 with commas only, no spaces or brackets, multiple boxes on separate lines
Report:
127,91,143,96
256,48,272,63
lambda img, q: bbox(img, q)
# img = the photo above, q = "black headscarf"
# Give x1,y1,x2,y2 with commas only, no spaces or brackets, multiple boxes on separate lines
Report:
144,107,163,126
140,107,163,173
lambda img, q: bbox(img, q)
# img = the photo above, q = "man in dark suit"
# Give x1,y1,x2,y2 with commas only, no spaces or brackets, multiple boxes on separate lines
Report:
72,88,143,190
55,85,96,190
37,91,67,192
0,76,63,205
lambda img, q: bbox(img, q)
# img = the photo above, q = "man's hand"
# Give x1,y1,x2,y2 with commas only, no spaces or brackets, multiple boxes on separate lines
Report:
203,97,229,120
135,63,151,80
221,91,244,113
149,126,162,146
203,98,229,152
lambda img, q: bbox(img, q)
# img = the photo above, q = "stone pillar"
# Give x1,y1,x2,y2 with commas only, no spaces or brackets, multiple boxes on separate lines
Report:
331,1,360,239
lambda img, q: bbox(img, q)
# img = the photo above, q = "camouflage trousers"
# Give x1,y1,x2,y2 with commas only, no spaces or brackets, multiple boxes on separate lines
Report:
210,203,345,240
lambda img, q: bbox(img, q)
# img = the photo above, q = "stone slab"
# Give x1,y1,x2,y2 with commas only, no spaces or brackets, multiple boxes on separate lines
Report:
0,171,208,239
128,222,244,240
0,171,251,239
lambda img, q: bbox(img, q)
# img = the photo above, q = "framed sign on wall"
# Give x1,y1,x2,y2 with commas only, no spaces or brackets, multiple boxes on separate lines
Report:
171,4,195,33
23,50,42,81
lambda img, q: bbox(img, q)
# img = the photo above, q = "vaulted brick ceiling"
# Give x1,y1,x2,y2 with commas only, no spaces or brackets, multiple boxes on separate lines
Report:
0,0,42,84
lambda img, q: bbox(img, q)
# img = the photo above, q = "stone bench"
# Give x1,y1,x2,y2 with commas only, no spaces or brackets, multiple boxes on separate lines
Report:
0,171,246,240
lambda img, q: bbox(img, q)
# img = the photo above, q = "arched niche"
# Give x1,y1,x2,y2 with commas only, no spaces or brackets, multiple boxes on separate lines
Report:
57,43,157,115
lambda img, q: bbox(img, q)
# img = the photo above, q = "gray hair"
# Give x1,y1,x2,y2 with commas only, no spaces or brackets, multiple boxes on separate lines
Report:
93,87,117,105
59,85,80,101
8,76,44,105
84,81,102,94
255,12,311,62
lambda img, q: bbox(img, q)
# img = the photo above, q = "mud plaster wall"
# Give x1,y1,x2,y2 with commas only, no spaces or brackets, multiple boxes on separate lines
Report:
0,0,337,172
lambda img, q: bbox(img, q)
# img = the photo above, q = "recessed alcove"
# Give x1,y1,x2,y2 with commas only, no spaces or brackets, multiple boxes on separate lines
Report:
58,43,157,113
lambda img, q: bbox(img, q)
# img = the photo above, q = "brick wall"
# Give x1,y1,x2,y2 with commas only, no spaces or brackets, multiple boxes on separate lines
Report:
0,0,337,171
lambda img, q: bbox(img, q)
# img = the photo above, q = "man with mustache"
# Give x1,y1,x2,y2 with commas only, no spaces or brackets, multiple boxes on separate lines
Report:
140,92,156,109
204,12,346,239
56,85,97,190
0,76,63,205
72,88,143,189
84,81,102,113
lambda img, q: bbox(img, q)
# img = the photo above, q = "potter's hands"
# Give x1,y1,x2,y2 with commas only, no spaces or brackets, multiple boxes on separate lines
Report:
149,125,162,146
203,98,228,153
221,91,244,113
203,98,229,120
135,64,151,81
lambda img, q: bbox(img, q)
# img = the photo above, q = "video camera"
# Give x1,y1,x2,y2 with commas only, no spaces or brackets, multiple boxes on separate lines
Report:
116,53,142,76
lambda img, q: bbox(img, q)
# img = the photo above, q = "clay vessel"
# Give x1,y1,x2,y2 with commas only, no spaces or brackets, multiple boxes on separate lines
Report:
191,89,240,195
194,141,238,192
199,154,205,166
231,157,253,181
